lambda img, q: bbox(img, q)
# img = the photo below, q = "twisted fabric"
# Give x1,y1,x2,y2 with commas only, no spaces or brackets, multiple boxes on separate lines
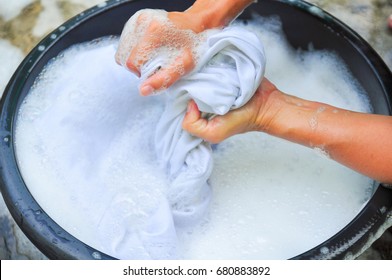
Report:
143,26,266,226
116,23,265,258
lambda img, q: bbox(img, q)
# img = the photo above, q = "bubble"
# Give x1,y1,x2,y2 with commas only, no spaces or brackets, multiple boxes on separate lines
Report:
92,251,102,259
14,15,374,261
309,116,318,130
308,6,325,18
316,106,326,114
313,146,330,159
379,206,387,214
116,8,209,83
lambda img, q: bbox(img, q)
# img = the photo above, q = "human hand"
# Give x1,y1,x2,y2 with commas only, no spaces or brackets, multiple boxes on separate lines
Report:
187,76,392,184
182,78,283,143
115,9,207,96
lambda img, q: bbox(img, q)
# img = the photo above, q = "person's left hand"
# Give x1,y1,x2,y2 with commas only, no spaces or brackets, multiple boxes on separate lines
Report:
115,9,207,96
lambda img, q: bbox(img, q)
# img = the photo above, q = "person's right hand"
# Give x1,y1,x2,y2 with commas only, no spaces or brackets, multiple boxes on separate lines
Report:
182,78,283,143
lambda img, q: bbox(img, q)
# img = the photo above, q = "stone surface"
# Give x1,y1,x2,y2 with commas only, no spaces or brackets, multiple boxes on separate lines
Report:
310,0,392,70
0,0,391,260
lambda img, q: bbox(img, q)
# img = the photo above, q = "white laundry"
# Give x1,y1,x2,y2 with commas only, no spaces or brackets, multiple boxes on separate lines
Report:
14,16,374,260
118,25,266,229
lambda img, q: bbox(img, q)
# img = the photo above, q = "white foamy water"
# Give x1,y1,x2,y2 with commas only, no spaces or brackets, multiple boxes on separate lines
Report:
14,17,374,259
15,37,170,258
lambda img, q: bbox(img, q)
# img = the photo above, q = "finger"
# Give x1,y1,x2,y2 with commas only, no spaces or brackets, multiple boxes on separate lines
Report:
126,35,161,76
115,12,149,67
125,20,164,76
139,48,195,96
183,99,256,143
182,100,208,136
182,100,231,144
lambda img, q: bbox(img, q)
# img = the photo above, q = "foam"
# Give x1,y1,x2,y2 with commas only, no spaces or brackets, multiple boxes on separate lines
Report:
14,16,374,259
175,17,373,260
15,37,169,255
178,134,372,259
116,9,211,92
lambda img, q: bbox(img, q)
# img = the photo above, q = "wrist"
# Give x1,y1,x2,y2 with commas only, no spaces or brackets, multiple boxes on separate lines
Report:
184,0,255,31
263,91,334,148
184,5,225,31
248,80,288,135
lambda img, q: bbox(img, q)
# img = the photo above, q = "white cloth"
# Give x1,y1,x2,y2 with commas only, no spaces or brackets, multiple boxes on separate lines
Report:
116,25,265,258
141,26,266,227
98,192,178,259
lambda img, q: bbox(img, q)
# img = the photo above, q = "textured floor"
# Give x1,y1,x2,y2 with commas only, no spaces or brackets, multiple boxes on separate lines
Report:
0,0,391,260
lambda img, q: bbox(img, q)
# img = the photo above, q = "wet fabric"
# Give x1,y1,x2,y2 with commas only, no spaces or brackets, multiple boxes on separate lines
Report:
117,25,265,258
149,27,266,227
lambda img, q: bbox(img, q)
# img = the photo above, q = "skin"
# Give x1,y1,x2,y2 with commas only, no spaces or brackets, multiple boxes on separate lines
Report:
182,78,392,184
121,0,392,183
123,0,255,96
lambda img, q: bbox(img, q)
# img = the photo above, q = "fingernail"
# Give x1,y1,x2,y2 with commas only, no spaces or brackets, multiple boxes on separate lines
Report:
140,85,154,96
130,69,141,78
126,61,141,77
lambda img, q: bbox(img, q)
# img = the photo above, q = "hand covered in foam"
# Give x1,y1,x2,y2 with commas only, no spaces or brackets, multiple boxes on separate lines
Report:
115,9,206,96
115,0,256,96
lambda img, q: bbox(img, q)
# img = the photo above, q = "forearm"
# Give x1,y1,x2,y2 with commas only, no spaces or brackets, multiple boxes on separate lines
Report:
184,0,255,30
266,92,392,183
182,79,392,183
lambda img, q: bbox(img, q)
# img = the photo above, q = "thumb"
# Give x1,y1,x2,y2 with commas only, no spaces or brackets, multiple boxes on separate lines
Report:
182,100,208,135
182,100,228,144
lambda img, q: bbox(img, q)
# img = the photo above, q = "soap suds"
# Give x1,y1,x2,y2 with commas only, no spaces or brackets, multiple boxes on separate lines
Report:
116,9,210,92
14,16,374,260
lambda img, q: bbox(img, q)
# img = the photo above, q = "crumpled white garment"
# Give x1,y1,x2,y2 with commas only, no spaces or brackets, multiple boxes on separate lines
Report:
140,26,266,227
97,191,178,259
116,25,265,258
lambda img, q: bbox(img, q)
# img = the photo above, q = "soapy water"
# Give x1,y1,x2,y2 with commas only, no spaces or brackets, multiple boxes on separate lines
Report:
14,16,373,259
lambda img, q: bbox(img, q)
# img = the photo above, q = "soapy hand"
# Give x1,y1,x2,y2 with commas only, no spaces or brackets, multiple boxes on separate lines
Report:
115,0,256,96
115,9,206,96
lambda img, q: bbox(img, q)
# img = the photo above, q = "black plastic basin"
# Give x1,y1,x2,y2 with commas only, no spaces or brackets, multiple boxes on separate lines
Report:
1,0,392,259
